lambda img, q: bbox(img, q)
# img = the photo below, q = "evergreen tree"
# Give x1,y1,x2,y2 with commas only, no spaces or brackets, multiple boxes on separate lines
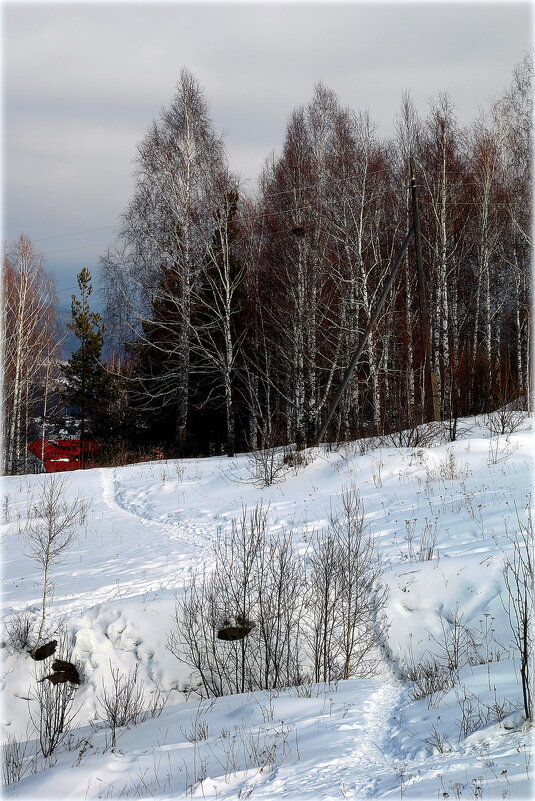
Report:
62,268,105,463
126,262,184,451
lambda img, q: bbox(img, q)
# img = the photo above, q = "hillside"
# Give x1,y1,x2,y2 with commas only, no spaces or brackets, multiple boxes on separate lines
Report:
1,413,533,799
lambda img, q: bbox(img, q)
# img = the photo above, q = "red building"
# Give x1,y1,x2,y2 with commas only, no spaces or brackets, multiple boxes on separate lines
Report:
27,440,100,473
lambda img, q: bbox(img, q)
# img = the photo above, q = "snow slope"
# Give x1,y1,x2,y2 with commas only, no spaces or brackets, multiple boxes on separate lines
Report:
1,414,533,799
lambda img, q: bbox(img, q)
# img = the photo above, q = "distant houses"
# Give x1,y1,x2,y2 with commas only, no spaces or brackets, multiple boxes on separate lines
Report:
27,440,100,473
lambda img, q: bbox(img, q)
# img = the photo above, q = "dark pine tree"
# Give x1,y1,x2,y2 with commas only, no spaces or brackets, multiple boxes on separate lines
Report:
126,261,185,453
62,268,106,464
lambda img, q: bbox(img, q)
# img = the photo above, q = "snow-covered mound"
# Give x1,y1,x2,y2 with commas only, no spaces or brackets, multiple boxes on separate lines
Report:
1,414,533,799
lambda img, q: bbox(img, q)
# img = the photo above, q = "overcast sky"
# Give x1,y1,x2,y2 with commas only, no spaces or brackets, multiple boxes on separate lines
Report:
3,1,531,303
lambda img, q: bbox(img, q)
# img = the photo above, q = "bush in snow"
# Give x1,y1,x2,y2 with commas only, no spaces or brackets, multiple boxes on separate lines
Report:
96,664,147,749
4,609,38,653
307,486,388,682
169,489,387,695
169,504,307,696
1,731,36,785
503,499,533,721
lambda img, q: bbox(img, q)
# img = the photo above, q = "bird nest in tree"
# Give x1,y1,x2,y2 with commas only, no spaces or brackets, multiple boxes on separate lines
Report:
217,615,255,641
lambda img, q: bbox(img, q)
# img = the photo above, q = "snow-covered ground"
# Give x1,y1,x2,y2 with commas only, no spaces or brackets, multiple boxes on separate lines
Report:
1,414,533,799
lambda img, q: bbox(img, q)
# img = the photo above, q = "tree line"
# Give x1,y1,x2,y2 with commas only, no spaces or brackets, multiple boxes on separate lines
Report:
2,55,532,470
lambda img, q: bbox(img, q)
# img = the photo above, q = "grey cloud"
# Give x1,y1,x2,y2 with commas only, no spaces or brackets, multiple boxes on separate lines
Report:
3,2,530,291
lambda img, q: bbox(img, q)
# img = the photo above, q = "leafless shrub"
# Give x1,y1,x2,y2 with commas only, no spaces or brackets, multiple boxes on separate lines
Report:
371,455,383,488
4,609,38,653
456,688,494,740
181,701,210,742
169,504,307,697
97,444,164,469
469,614,508,667
503,499,533,721
174,462,186,482
282,446,313,472
30,672,78,758
245,445,288,487
488,693,516,722
419,519,439,561
213,721,296,781
2,731,36,785
464,491,485,536
439,448,461,480
382,421,443,449
485,405,526,437
97,664,146,748
171,490,387,696
307,486,388,682
291,680,315,698
422,724,451,754
244,721,295,772
405,657,455,704
182,719,210,744
146,687,168,719
27,626,82,760
65,733,95,766
355,436,382,456
2,494,10,523
23,475,89,646
430,609,479,674
424,449,471,484
257,693,276,723
184,753,210,798
487,436,519,466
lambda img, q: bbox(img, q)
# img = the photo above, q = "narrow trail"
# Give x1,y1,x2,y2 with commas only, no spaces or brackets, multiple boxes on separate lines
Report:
352,682,408,798
99,467,216,580
249,681,406,800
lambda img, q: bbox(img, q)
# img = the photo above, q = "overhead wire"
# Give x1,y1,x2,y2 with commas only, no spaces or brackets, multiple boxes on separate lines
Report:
43,241,113,257
29,167,517,269
34,225,117,243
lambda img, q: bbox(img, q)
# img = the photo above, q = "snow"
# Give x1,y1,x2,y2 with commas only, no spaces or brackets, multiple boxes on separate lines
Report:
1,414,533,799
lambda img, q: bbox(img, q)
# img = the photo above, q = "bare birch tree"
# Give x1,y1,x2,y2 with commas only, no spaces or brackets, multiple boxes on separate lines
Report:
101,69,226,451
2,236,58,475
189,173,246,456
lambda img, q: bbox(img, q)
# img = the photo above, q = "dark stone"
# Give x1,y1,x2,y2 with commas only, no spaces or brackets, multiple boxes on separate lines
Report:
52,660,81,684
39,660,81,686
31,640,57,661
39,671,73,686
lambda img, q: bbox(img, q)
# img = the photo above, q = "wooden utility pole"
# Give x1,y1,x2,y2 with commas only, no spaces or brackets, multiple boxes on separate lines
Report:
313,160,438,447
410,159,439,422
314,225,414,447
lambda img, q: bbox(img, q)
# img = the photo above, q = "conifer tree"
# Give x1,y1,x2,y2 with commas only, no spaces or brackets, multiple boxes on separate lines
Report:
126,263,184,449
62,268,105,464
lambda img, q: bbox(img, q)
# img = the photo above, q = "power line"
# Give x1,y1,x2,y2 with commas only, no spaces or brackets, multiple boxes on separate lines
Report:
31,167,514,252
34,225,116,243
43,241,112,257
